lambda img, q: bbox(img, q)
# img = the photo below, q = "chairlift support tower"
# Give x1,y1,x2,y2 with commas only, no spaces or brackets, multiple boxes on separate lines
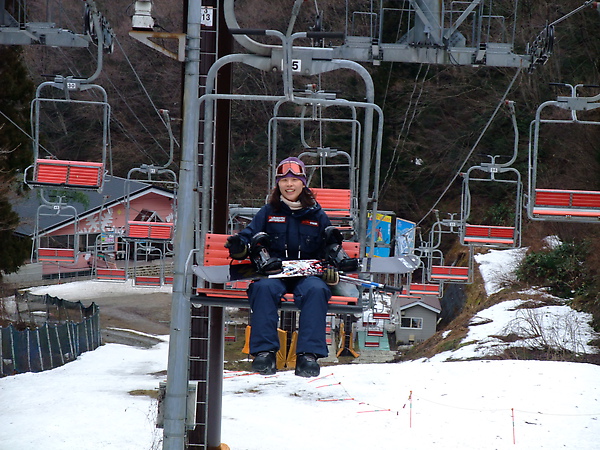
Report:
224,0,545,70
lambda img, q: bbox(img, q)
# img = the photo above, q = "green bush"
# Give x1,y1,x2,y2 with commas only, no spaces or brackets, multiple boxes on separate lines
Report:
516,241,590,298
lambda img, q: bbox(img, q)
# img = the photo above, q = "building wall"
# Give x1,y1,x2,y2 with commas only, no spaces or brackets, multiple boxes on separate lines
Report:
36,191,175,274
46,192,175,236
394,304,438,344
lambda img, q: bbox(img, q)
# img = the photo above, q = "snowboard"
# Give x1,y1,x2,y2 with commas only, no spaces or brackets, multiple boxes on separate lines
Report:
193,255,420,285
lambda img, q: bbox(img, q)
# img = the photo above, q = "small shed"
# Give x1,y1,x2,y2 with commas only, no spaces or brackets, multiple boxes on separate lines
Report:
390,294,442,345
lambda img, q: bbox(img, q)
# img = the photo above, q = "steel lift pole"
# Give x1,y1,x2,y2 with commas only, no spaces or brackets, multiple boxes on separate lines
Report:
162,1,201,449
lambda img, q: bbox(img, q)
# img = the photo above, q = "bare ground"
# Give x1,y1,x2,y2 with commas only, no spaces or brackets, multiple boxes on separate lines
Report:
92,292,172,347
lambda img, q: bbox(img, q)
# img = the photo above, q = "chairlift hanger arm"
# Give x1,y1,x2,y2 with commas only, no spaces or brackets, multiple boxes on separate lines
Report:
476,100,519,170
528,1,599,72
535,86,600,125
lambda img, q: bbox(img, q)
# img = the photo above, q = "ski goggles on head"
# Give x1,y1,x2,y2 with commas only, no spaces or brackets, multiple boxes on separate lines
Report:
276,161,306,178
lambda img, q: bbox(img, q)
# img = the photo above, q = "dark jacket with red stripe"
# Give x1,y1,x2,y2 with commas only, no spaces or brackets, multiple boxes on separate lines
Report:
237,201,332,261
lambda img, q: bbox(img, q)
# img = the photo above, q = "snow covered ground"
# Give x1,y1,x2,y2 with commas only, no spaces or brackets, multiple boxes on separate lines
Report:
1,248,599,449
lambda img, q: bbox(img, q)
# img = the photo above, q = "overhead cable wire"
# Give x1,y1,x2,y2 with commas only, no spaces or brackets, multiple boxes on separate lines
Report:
113,35,180,149
44,20,142,173
0,108,55,158
57,12,175,164
381,6,406,110
416,67,523,227
380,63,430,198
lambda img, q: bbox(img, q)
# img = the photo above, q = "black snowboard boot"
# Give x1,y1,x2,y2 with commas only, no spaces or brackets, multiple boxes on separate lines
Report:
323,226,359,272
295,353,320,378
252,351,277,375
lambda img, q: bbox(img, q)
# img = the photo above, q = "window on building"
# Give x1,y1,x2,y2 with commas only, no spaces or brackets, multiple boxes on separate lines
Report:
400,317,423,329
134,209,163,222
41,234,77,249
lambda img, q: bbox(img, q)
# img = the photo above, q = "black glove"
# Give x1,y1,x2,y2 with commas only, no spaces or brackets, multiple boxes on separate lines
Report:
322,267,339,286
338,257,359,273
224,235,248,260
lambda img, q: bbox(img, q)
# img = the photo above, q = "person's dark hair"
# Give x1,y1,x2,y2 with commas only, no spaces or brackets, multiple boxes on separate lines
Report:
269,185,316,210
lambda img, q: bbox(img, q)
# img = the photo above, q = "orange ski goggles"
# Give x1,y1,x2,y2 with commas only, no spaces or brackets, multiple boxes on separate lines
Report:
276,160,306,178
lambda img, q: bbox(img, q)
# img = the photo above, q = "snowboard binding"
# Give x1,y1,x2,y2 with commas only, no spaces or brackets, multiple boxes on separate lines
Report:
250,232,283,275
323,226,359,272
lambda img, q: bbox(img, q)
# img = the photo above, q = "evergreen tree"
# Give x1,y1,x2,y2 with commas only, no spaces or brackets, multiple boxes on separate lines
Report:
0,46,34,276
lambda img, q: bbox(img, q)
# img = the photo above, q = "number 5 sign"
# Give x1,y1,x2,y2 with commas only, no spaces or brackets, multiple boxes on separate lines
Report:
281,59,302,72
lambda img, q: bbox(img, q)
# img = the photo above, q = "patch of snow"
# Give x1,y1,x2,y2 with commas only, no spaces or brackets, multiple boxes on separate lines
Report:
474,247,527,295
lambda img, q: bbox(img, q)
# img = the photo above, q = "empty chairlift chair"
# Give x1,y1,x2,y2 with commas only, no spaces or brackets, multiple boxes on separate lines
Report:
35,202,80,264
25,79,111,192
127,221,174,240
125,217,173,286
422,217,473,285
460,101,523,248
528,84,600,223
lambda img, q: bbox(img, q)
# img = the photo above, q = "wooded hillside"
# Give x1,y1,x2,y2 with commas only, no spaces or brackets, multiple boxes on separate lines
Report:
14,1,600,216
3,1,600,316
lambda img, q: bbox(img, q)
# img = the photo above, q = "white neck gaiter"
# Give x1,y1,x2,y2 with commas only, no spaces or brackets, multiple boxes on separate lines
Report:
280,195,303,210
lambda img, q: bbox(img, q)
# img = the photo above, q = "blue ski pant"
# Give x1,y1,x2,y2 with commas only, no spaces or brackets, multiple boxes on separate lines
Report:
247,276,331,358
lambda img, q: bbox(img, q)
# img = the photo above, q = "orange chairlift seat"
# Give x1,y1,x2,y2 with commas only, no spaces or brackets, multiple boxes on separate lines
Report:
430,265,470,282
96,268,127,281
127,221,174,240
528,84,600,223
192,233,364,314
463,224,518,246
33,159,105,189
312,187,354,224
402,282,442,297
25,79,111,192
134,276,163,287
532,189,600,219
37,247,78,263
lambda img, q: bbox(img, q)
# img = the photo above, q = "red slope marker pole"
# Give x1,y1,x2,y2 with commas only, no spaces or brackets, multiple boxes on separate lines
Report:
512,408,516,445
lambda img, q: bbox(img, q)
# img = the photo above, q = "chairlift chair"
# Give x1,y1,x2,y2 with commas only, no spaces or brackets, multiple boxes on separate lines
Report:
460,100,523,248
93,231,128,282
132,243,166,286
24,78,111,192
460,157,523,248
422,216,473,284
124,109,178,242
527,84,600,222
34,198,80,264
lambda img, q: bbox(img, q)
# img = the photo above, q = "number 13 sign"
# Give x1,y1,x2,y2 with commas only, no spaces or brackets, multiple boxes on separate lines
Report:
201,7,214,27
